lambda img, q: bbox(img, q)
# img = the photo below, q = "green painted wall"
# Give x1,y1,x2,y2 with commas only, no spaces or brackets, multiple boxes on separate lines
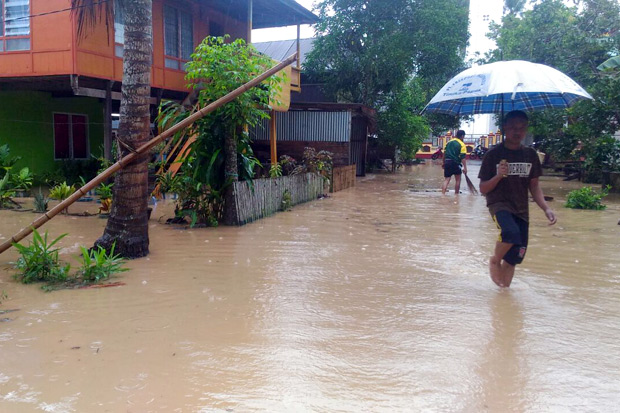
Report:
0,91,103,178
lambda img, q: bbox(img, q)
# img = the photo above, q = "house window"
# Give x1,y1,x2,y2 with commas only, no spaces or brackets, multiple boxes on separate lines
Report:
0,0,31,51
114,2,124,57
163,4,193,70
54,114,89,160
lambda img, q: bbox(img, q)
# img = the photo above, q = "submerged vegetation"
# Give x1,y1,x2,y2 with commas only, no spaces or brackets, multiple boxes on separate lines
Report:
565,186,609,210
13,229,128,290
13,230,71,285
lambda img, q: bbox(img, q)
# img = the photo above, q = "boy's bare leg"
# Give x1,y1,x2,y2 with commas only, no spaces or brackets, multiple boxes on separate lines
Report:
442,177,451,194
500,261,516,287
490,242,513,287
454,175,462,194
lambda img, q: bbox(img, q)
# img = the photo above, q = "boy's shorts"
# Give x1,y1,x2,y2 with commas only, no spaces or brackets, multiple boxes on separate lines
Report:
492,210,529,265
443,160,462,178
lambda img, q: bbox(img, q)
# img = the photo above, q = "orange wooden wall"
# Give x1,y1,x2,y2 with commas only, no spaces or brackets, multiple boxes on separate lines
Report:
0,0,249,93
0,0,73,76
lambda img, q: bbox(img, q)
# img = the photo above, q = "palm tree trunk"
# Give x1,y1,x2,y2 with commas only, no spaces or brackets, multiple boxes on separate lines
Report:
95,0,152,258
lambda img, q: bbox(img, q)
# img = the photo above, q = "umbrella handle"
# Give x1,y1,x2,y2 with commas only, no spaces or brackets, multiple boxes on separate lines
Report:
511,82,524,100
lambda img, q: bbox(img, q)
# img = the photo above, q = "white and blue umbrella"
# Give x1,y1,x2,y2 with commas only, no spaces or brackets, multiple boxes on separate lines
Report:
423,60,593,116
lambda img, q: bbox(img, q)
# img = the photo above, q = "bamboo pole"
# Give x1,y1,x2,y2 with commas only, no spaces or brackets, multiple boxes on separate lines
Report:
0,53,298,255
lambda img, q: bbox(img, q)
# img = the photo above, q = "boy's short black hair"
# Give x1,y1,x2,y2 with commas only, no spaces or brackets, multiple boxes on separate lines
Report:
456,130,466,139
503,110,529,125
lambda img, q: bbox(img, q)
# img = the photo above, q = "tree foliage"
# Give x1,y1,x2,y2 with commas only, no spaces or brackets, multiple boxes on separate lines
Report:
485,0,620,178
157,37,283,226
304,0,470,154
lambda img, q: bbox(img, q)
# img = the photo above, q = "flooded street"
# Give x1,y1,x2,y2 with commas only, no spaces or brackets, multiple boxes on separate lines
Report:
1,162,619,412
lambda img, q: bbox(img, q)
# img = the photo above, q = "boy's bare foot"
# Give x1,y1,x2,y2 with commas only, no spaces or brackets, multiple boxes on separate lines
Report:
489,256,504,287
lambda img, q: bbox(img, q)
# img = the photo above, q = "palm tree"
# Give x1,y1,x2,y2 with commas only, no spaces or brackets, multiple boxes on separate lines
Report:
72,0,152,258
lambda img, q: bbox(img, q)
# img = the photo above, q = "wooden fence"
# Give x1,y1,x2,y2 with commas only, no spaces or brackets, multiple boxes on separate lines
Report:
331,164,356,193
232,173,325,225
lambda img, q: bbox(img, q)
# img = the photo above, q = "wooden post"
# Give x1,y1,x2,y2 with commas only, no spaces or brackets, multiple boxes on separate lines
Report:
296,25,301,69
270,110,277,166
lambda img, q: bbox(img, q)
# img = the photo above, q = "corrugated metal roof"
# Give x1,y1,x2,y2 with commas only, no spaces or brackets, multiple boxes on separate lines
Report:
207,0,318,30
251,111,351,143
252,0,318,29
253,38,315,66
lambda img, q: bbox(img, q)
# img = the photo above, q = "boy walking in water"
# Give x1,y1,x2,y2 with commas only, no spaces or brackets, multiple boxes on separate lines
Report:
442,130,468,195
478,111,557,288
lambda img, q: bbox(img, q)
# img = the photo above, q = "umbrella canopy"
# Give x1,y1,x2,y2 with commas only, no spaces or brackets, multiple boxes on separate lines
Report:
423,60,593,116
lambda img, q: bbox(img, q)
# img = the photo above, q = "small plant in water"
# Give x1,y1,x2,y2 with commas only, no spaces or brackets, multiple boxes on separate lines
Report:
565,186,609,210
78,243,128,283
13,229,71,284
33,188,49,212
155,171,180,197
96,182,114,213
50,182,75,214
281,189,292,211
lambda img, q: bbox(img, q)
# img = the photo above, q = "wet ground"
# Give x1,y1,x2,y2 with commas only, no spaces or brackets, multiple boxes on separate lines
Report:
0,161,619,412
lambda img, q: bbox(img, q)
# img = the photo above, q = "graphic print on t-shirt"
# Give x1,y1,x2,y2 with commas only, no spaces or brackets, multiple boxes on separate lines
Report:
495,162,532,177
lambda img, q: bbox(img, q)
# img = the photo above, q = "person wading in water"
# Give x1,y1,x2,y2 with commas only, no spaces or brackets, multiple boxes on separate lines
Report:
478,110,557,288
441,130,468,195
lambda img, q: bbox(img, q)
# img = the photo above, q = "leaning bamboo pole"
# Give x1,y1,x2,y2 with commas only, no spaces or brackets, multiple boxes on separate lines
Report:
0,53,298,255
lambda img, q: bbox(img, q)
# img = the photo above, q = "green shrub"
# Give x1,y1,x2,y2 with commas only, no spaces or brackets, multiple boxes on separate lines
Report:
269,163,283,178
49,182,74,201
155,171,179,195
0,143,20,178
96,182,114,200
0,174,16,208
565,186,609,210
11,167,33,192
281,189,292,211
13,229,71,284
50,182,75,214
78,243,128,283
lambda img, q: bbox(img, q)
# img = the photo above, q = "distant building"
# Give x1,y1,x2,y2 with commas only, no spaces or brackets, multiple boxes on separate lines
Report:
252,38,374,176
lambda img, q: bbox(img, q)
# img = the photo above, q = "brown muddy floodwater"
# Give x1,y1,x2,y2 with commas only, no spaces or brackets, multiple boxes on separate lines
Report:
0,161,619,412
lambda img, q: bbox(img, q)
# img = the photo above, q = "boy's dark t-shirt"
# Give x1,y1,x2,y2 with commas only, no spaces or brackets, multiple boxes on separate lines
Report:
478,143,542,221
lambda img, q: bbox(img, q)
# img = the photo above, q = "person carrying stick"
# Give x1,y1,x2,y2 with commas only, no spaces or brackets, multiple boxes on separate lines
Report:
441,130,468,195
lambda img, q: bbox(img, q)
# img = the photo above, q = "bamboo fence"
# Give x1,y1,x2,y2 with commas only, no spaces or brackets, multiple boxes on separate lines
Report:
0,53,298,255
233,173,324,225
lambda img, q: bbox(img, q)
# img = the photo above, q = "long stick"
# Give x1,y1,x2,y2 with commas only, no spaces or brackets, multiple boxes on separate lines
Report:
0,53,298,255
464,172,478,195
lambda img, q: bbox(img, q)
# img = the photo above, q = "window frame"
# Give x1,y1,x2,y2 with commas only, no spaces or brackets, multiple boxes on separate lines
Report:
0,0,32,52
53,112,90,161
163,3,193,71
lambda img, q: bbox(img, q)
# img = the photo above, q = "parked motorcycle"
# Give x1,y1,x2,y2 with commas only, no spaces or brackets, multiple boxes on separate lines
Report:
469,144,488,160
431,147,444,160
